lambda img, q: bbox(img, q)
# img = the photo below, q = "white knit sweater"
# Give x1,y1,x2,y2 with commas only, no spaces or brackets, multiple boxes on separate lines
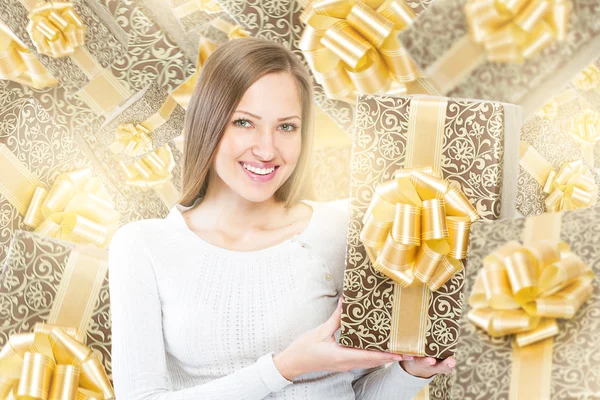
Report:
108,199,432,400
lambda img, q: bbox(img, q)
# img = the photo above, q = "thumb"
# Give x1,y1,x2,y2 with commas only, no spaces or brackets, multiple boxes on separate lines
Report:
321,298,343,334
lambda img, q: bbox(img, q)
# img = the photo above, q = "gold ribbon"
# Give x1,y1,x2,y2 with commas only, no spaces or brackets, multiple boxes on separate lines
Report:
172,0,223,20
118,143,180,207
298,0,435,104
0,241,114,399
109,95,179,159
361,167,479,291
563,108,600,166
572,63,600,92
16,0,131,115
0,144,120,247
519,141,597,212
209,17,250,39
468,240,593,346
0,324,114,400
27,2,85,58
0,22,57,88
465,0,572,63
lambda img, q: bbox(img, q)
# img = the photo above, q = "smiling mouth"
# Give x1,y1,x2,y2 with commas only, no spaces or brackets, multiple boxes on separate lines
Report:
239,162,280,181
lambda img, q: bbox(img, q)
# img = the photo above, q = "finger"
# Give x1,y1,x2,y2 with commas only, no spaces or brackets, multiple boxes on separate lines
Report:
321,298,344,334
338,347,405,363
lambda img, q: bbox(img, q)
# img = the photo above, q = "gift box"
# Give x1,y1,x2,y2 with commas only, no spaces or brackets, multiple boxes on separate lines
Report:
0,229,114,381
215,0,436,133
339,94,522,361
169,0,226,34
0,0,134,115
451,207,600,399
397,0,600,118
517,92,600,217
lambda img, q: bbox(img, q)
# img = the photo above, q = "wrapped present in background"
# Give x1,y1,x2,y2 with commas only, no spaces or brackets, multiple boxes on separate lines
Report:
398,0,600,118
0,230,114,381
340,94,522,363
216,0,435,134
0,0,133,116
452,208,600,399
517,95,600,217
169,0,226,34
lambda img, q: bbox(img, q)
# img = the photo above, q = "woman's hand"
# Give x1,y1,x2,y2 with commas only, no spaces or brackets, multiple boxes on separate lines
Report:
273,298,411,381
400,357,455,379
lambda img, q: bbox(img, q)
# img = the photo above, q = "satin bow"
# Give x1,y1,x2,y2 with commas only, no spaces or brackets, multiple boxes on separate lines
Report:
23,168,120,248
542,160,598,212
118,144,176,188
109,123,153,158
573,63,600,91
0,23,57,88
0,324,114,400
468,241,593,347
27,2,85,58
565,108,600,149
360,167,479,291
299,0,422,103
465,0,572,63
197,0,223,13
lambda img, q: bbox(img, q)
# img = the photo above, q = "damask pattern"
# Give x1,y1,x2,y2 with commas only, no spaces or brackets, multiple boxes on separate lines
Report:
398,0,600,107
517,112,600,217
452,207,600,399
339,94,506,361
0,0,127,92
311,145,352,202
0,230,113,377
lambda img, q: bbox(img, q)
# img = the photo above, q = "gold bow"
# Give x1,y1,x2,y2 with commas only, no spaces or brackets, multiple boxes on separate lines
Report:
536,99,558,120
23,168,120,248
299,0,427,104
542,160,598,212
465,0,572,63
118,143,176,188
197,0,222,13
360,167,479,291
0,323,114,400
109,123,153,158
0,23,57,88
572,63,600,91
565,108,600,150
468,241,593,347
27,2,86,58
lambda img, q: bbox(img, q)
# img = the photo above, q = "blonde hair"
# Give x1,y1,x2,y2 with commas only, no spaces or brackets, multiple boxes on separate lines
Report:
180,38,315,208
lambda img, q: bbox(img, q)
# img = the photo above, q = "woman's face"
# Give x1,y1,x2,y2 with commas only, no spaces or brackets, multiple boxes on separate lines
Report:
211,72,303,203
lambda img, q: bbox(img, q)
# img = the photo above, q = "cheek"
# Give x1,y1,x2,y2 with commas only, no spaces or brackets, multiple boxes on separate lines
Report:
282,135,303,165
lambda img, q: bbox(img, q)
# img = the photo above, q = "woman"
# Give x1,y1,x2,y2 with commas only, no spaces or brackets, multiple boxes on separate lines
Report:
108,38,455,400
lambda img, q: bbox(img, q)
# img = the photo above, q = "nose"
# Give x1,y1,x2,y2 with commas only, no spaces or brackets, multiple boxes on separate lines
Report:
252,127,276,161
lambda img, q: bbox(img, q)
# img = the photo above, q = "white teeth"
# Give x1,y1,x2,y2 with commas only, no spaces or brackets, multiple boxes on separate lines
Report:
242,163,275,175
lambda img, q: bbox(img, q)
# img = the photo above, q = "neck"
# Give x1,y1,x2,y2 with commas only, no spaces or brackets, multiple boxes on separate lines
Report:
189,178,288,232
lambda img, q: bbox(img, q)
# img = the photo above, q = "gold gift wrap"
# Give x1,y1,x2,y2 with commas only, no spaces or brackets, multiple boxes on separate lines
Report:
397,0,600,118
0,0,133,115
452,208,600,399
0,230,114,383
169,0,226,33
517,95,600,217
340,94,521,361
216,0,434,133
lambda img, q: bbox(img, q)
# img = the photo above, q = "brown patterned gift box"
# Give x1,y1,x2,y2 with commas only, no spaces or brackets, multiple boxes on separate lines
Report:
339,94,522,361
397,0,600,119
0,0,134,116
0,230,114,379
215,0,435,134
517,95,600,218
451,207,600,399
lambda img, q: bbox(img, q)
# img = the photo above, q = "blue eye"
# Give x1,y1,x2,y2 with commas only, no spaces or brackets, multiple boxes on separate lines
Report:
279,123,298,132
233,119,253,128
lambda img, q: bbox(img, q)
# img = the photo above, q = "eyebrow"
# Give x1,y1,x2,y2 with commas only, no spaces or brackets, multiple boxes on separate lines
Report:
235,110,301,122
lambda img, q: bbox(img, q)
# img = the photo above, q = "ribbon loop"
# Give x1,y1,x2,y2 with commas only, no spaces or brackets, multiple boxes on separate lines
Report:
361,168,479,291
468,241,593,347
0,324,114,399
27,2,86,58
465,0,572,63
300,0,424,102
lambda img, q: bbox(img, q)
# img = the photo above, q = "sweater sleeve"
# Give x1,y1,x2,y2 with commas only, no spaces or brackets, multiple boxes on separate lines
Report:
108,224,292,400
351,363,433,400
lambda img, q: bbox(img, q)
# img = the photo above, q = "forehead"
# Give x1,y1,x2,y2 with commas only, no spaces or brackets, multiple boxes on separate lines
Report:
237,72,302,116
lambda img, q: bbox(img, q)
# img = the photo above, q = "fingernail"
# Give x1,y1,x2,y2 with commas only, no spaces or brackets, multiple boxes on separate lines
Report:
338,297,343,305
428,358,436,366
393,355,404,361
403,356,414,361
